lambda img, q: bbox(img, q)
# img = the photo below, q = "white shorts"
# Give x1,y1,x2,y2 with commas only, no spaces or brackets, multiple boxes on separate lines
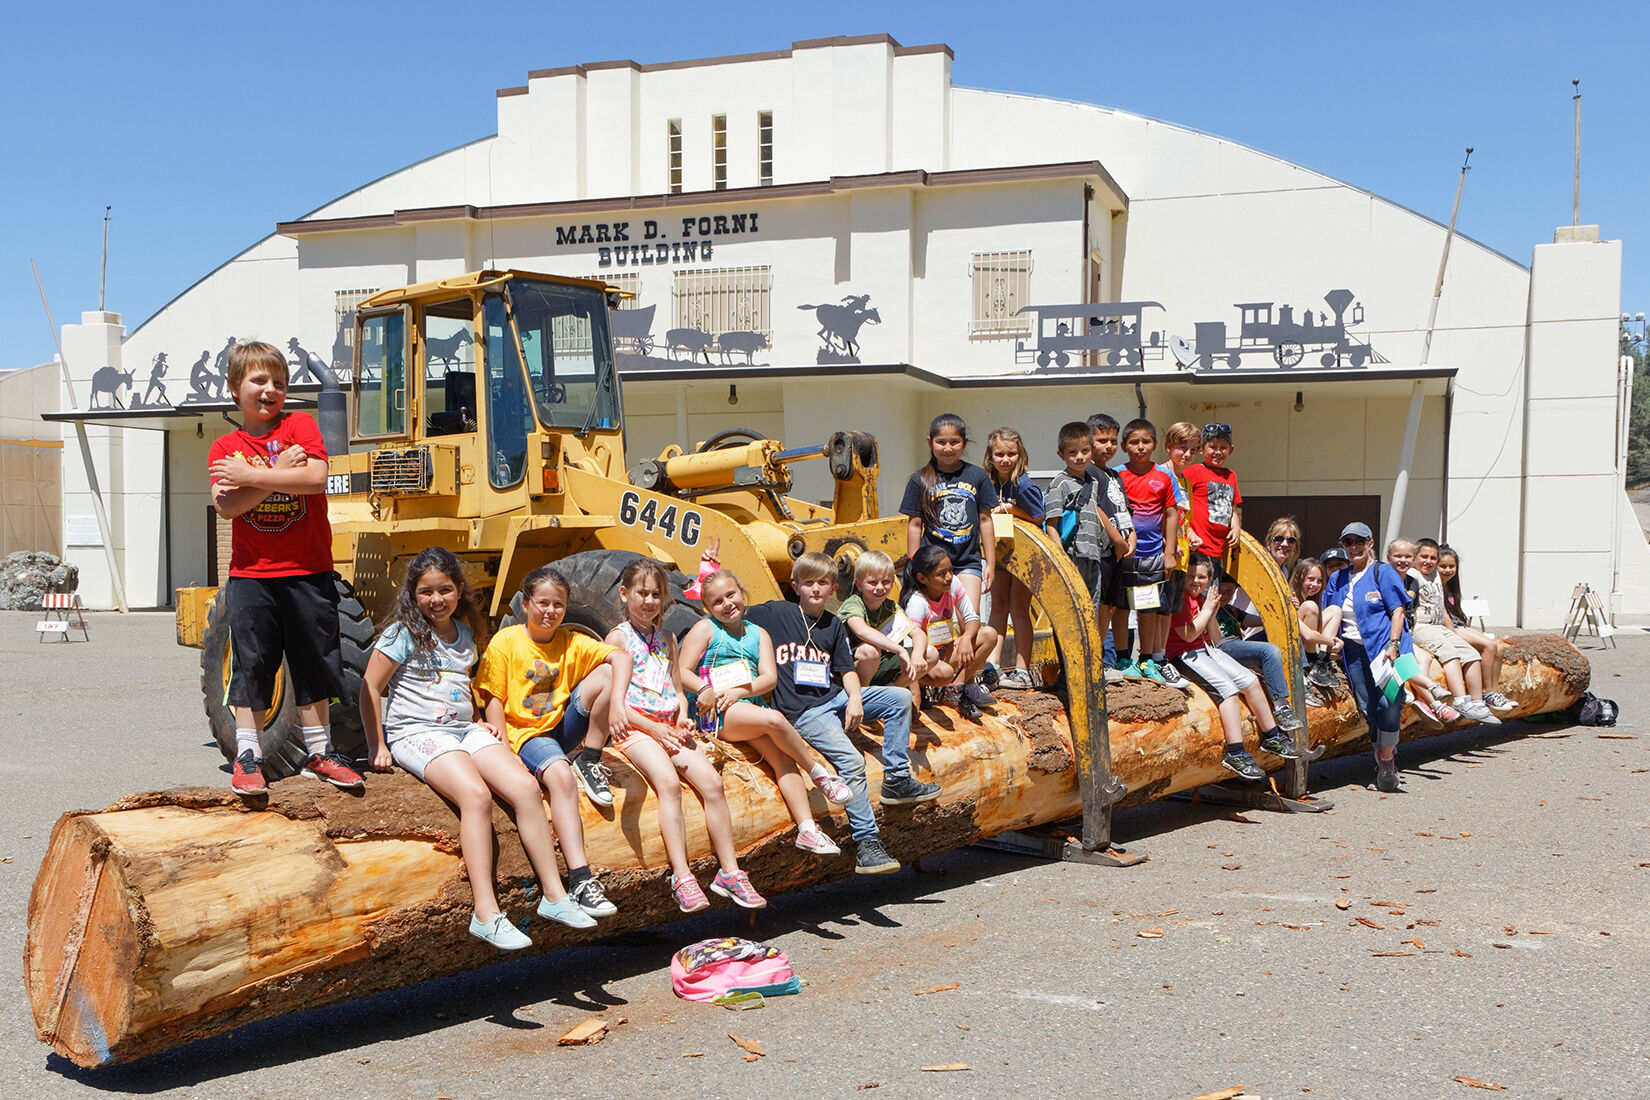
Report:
1412,623,1480,667
1173,646,1258,700
389,723,504,781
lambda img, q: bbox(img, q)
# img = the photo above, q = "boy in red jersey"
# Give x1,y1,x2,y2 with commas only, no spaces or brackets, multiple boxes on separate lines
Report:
1180,424,1244,573
209,341,363,796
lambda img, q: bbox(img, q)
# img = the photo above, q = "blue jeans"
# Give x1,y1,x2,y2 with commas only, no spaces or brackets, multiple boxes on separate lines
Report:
1215,637,1289,704
792,686,914,843
1341,640,1402,749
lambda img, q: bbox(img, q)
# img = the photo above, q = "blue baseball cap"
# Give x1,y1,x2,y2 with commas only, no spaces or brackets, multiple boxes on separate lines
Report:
1339,522,1373,542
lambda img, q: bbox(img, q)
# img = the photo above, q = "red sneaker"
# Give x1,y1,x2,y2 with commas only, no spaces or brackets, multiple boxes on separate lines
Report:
302,752,365,790
231,750,266,796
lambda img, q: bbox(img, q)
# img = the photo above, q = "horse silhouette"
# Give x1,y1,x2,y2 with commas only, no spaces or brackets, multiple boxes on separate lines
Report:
798,297,881,358
426,328,473,368
90,367,134,409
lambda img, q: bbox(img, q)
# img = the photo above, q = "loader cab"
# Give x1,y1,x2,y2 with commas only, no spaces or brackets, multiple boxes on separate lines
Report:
350,271,624,512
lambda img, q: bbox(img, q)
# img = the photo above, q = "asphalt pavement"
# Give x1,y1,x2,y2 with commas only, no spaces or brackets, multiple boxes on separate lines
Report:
2,612,1647,1099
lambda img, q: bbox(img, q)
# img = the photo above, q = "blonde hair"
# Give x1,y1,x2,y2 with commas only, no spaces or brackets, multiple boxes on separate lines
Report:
985,427,1028,482
226,341,289,393
1164,421,1200,450
853,550,896,583
790,552,836,585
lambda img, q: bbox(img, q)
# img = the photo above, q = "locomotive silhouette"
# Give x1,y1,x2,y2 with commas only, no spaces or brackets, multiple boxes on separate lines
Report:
1191,288,1386,370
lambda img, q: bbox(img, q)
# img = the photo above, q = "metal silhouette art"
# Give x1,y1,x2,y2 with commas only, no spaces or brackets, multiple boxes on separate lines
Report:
424,328,474,369
1189,289,1386,370
1014,301,1166,372
611,304,658,356
89,366,134,409
718,330,769,365
286,338,336,386
799,295,880,363
135,353,170,407
666,327,715,362
186,350,218,402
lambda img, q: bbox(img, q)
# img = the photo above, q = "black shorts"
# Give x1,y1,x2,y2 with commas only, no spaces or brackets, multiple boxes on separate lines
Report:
225,572,343,711
1074,556,1112,606
1162,568,1187,616
1109,554,1168,612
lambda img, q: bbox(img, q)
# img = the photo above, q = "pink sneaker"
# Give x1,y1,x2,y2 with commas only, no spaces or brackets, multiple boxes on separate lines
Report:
1406,692,1443,728
814,772,852,805
670,874,709,913
709,869,767,909
794,822,841,855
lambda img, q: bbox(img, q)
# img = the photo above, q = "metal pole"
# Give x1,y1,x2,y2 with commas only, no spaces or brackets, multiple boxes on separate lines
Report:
1420,148,1472,367
1572,79,1581,226
31,260,130,613
1386,380,1427,549
99,206,110,312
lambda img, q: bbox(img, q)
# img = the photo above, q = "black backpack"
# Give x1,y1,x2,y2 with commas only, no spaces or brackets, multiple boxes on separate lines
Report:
1569,692,1619,727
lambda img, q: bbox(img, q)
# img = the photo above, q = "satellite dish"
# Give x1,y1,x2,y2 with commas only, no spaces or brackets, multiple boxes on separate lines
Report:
1171,335,1201,370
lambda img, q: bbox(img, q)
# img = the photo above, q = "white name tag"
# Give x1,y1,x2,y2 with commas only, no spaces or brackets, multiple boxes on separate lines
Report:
793,660,830,687
1129,584,1161,610
640,653,670,693
926,617,955,646
884,610,916,644
708,661,752,694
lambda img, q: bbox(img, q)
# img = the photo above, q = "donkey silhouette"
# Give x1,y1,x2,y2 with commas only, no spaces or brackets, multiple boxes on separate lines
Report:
90,366,134,409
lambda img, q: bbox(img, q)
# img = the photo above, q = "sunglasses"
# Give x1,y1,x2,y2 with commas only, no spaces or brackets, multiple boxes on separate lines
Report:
1340,536,1369,547
1201,424,1232,443
1270,536,1298,545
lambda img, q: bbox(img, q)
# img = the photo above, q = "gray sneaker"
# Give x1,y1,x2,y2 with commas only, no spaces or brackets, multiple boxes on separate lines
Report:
1259,731,1301,759
1483,690,1516,713
1374,756,1400,793
881,774,942,804
1221,747,1266,782
961,682,996,708
1158,662,1195,694
1272,701,1304,732
1455,697,1501,726
854,839,900,875
569,875,618,918
998,667,1034,690
1303,681,1327,709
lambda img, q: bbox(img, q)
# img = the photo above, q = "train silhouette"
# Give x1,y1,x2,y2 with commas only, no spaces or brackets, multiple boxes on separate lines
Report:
1191,289,1386,370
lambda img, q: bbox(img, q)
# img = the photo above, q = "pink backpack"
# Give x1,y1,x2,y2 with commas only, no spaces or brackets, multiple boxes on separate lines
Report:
671,937,802,1002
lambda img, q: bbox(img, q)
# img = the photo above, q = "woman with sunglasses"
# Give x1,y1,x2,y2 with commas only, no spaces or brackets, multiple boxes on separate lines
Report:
1320,521,1412,792
1264,517,1302,575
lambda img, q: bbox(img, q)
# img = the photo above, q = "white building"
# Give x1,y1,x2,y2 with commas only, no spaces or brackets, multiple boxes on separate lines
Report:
49,33,1645,626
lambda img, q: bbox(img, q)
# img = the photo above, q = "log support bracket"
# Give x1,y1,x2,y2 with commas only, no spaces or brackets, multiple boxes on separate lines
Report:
974,822,1149,868
1174,783,1336,814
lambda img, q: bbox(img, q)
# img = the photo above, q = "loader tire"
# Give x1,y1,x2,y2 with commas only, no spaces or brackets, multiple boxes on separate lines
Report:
499,550,702,639
203,577,373,779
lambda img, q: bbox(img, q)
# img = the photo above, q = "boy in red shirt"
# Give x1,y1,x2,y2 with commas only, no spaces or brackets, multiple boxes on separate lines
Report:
208,341,363,796
1115,419,1186,690
1180,423,1244,572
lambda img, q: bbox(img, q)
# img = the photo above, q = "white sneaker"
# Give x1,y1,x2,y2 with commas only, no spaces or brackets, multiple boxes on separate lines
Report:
1455,697,1501,725
1483,690,1516,713
470,912,533,950
795,822,841,855
1157,662,1195,694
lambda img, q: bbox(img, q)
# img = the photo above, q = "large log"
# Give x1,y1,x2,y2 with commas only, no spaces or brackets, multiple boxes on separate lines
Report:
27,635,1587,1067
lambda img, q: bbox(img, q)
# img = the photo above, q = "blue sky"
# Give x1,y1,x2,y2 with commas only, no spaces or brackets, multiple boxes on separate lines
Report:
5,0,1644,370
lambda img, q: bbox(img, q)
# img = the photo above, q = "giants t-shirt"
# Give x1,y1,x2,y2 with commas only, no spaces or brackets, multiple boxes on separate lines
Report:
745,600,855,721
208,412,332,577
1180,463,1242,550
1117,463,1178,558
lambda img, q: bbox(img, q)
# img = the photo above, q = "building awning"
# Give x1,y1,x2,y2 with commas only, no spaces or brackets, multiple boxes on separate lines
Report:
43,392,321,433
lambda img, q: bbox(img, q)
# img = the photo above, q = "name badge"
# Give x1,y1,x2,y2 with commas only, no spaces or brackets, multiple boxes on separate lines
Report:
927,617,955,646
708,661,752,694
1129,584,1161,611
793,660,830,687
884,610,916,644
640,653,670,693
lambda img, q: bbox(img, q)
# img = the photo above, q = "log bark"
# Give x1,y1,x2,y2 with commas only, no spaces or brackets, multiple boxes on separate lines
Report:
27,635,1586,1067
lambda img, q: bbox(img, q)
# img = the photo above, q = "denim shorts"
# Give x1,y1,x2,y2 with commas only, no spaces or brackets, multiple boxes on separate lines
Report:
516,687,592,777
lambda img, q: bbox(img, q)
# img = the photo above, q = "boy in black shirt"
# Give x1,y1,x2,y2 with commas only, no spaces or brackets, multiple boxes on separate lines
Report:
746,552,941,875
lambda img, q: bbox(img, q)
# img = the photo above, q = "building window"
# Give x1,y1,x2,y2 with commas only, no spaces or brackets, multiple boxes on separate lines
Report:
758,111,774,187
667,120,683,194
712,114,727,190
334,287,379,374
969,251,1033,335
674,265,771,341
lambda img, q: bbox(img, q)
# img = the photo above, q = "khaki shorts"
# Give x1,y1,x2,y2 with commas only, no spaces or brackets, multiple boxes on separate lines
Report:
1412,623,1480,667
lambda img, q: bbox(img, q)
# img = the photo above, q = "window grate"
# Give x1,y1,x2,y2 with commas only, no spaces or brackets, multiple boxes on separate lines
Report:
968,251,1032,335
581,272,641,307
369,446,432,494
673,265,771,343
334,288,379,366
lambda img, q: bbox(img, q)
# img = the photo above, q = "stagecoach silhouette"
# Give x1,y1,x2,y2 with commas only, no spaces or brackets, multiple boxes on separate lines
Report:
1191,289,1387,370
1014,301,1166,371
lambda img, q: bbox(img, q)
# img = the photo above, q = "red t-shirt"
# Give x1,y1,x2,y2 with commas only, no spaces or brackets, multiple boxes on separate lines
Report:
1180,463,1243,550
208,412,333,578
1166,588,1208,659
1117,463,1178,558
